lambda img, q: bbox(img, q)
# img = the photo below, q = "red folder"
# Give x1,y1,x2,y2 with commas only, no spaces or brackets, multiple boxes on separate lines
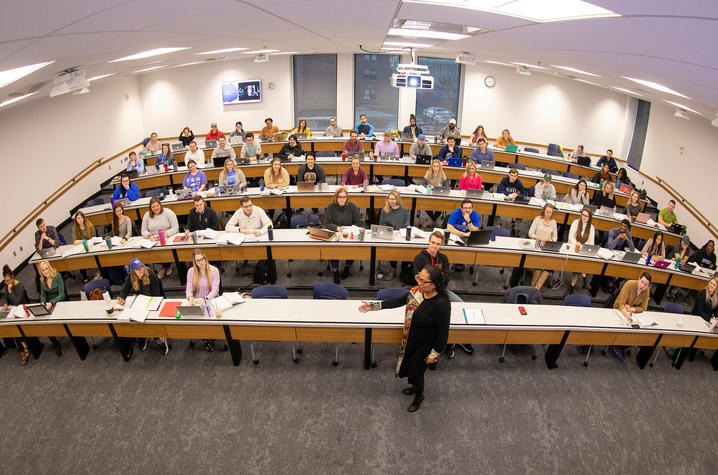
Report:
159,301,182,318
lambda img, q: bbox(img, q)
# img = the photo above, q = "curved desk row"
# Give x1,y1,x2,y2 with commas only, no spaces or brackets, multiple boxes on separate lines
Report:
1,300,716,371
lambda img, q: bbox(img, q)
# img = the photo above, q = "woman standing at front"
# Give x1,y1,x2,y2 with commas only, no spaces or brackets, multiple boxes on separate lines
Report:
186,249,220,351
324,187,362,283
141,196,179,278
37,260,64,356
528,203,558,289
565,207,595,295
359,265,450,412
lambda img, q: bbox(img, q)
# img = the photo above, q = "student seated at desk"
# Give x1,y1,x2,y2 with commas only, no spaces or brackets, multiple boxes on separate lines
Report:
692,276,718,322
113,173,140,202
218,159,246,188
469,125,488,146
1,264,31,365
495,129,515,149
641,231,666,260
324,187,362,284
117,257,169,356
297,153,326,183
658,200,679,228
612,271,652,362
422,160,449,227
528,203,558,289
437,119,460,142
37,260,64,357
211,136,236,161
343,131,363,154
410,134,432,160
157,143,175,168
34,218,60,252
186,249,220,352
374,131,399,158
534,174,556,201
141,197,179,278
205,122,224,141
145,132,161,153
497,168,527,201
437,137,461,162
182,159,208,193
259,117,279,140
264,157,290,189
624,191,642,220
596,149,618,173
376,191,410,283
567,144,586,162
291,119,311,138
178,126,194,147
447,199,480,239
278,134,304,160
564,179,590,206
112,202,133,244
615,168,632,189
565,207,595,295
355,114,374,138
689,240,716,270
72,210,96,283
187,195,220,233
458,162,482,191
591,163,611,184
324,117,342,137
607,219,636,252
225,196,271,236
240,133,262,162
342,156,368,187
402,115,422,139
185,141,206,168
126,151,144,174
229,121,246,141
591,180,616,209
468,137,494,163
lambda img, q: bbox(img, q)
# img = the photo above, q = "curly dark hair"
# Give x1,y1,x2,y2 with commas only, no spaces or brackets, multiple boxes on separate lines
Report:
422,265,448,299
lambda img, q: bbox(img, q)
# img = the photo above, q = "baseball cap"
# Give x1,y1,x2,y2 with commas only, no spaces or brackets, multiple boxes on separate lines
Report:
449,119,457,125
129,257,143,270
417,134,426,140
384,130,392,135
543,173,552,181
681,235,690,244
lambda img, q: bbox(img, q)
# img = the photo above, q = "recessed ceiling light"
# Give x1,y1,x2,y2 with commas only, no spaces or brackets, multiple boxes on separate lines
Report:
512,62,547,70
110,47,190,62
270,51,298,55
0,61,54,88
664,100,702,115
403,0,619,22
574,78,599,87
387,28,470,41
611,86,642,96
0,91,37,108
87,73,116,82
173,62,204,68
552,65,600,77
483,60,513,67
198,47,247,55
383,41,433,48
133,65,166,73
242,49,280,55
623,77,691,99
381,47,411,52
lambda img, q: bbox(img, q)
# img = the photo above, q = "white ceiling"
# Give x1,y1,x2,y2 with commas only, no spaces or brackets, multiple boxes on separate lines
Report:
0,0,716,119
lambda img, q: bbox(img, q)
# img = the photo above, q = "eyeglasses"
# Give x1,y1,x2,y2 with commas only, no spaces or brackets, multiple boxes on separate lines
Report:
415,274,433,285
194,257,206,264
337,195,348,200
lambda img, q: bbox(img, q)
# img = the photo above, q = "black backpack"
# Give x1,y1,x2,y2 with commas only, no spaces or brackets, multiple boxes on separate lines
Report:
253,260,277,285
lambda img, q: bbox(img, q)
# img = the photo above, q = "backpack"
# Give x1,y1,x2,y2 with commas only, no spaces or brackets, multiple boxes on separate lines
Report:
88,288,104,300
253,260,277,285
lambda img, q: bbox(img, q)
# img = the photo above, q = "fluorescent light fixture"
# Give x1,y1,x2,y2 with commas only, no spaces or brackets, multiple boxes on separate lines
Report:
382,47,411,52
110,47,189,62
383,41,433,48
270,51,298,55
664,100,702,115
198,47,247,55
483,60,513,66
242,49,280,55
512,62,547,70
173,61,203,68
0,61,54,88
611,86,642,96
403,0,619,22
133,65,166,73
87,73,116,82
552,65,600,77
574,78,599,87
623,77,690,99
0,91,37,108
387,27,470,41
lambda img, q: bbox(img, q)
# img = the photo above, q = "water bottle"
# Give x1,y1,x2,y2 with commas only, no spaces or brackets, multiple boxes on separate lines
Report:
260,179,265,191
427,185,433,195
645,254,652,266
268,225,274,241
82,239,89,252
363,178,368,190
158,227,166,246
405,225,411,241
359,228,366,241
674,256,681,269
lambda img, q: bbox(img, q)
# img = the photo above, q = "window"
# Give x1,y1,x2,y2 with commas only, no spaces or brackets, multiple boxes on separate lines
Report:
293,54,337,131
354,54,399,132
415,57,462,136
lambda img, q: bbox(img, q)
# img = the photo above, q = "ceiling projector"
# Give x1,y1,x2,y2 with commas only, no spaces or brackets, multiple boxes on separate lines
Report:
391,63,434,90
50,69,89,97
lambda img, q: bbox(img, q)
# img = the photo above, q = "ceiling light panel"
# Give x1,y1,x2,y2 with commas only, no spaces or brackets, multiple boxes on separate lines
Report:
87,73,116,82
133,65,166,73
512,62,547,69
110,47,190,62
198,48,247,55
388,28,470,40
383,41,433,48
664,100,702,115
611,87,642,96
0,91,37,107
552,65,601,77
0,61,53,88
242,49,280,55
622,77,691,99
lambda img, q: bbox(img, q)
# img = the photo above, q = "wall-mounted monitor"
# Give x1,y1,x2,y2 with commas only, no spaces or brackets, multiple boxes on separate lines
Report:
222,79,262,105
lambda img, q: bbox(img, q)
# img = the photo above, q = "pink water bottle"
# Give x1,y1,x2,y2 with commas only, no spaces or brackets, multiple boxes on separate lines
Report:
158,227,166,246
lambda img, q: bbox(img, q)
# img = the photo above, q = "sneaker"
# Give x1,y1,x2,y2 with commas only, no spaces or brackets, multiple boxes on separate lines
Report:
375,272,386,283
613,346,626,363
157,267,167,279
137,338,148,351
161,339,171,356
458,343,474,354
445,344,455,359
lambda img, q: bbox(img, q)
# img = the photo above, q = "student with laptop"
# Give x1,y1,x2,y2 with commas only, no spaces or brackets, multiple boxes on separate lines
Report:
141,197,179,278
324,117,342,137
291,119,311,138
260,118,279,140
218,159,246,189
458,162,482,191
1,264,32,365
607,219,636,252
623,191,642,220
297,153,326,183
402,114,422,139
534,174,556,200
324,187,363,284
182,159,208,193
264,157,290,189
37,260,64,357
657,200,679,228
112,172,141,203
278,134,304,160
495,128,515,149
71,210,96,283
567,144,586,162
564,179,590,206
615,168,632,189
156,143,175,168
591,180,616,209
341,155,369,187
437,119,460,142
410,134,432,161
565,207,596,295
229,121,246,141
374,131,399,159
185,141,206,167
612,271,652,362
689,240,716,270
35,218,60,252
596,149,618,173
240,133,262,162
343,131,364,154
355,114,374,138
376,191,411,282
641,231,666,260
528,203,558,289
144,132,162,153
126,151,144,175
185,249,220,352
437,136,461,162
211,136,237,162
178,126,195,147
422,160,449,227
187,195,220,233
468,137,494,163
447,199,481,239
205,122,224,141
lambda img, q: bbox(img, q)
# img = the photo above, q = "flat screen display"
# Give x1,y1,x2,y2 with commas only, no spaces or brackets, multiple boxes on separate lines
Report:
222,79,262,105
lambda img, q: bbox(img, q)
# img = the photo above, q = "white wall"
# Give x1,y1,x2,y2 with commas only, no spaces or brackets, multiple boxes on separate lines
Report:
0,75,144,268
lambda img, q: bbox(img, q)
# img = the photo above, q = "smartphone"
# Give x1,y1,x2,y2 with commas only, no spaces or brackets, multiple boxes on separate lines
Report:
518,306,527,316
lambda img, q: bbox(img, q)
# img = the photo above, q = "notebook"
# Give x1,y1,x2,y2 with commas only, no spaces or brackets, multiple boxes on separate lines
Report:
308,227,337,241
505,144,518,153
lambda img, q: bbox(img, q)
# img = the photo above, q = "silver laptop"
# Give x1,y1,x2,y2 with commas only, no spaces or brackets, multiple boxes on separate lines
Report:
177,305,207,318
480,161,495,169
598,206,614,216
294,133,308,140
380,152,392,160
370,224,394,240
466,189,485,199
578,244,600,257
401,133,414,142
431,186,451,196
204,139,217,148
176,189,193,200
145,165,159,175
229,136,243,145
171,143,185,152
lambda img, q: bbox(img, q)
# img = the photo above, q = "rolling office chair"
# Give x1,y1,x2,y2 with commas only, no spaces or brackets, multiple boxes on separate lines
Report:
563,294,592,366
523,147,539,153
547,143,563,157
649,302,685,367
562,171,579,180
499,286,542,362
313,282,349,366
474,226,511,288
381,178,406,187
85,197,105,207
287,214,320,277
145,188,168,198
250,285,290,364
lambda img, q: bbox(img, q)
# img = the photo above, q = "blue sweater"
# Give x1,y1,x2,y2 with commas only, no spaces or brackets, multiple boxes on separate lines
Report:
468,148,494,163
438,144,462,160
355,122,374,137
596,155,618,173
113,182,140,201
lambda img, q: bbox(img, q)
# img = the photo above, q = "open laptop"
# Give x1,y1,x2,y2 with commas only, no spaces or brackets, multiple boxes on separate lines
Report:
39,248,56,258
513,195,531,204
597,206,614,216
653,260,670,269
370,224,394,240
177,305,207,318
447,157,463,168
229,136,243,145
145,165,159,175
618,183,633,194
578,244,600,257
273,132,286,142
294,133,308,140
678,262,696,273
461,230,493,247
465,189,485,199
26,303,54,316
539,241,563,253
176,189,193,200
0,309,9,318
379,152,392,161
125,170,139,180
480,160,495,169
297,181,315,192
171,143,185,152
401,133,414,142
308,227,337,241
635,212,651,224
213,156,230,168
576,156,591,167
204,139,217,148
622,251,642,263
415,154,432,165
431,186,451,196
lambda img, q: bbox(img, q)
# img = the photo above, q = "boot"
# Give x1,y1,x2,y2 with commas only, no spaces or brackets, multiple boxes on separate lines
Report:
407,386,424,412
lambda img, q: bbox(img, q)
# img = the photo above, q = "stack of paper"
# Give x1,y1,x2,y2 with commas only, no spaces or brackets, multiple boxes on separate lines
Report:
226,234,245,246
61,245,84,258
222,292,245,304
210,296,233,311
634,313,657,328
121,237,143,249
597,248,615,260
199,228,218,240
121,307,148,323
269,188,284,195
139,239,157,249
463,308,486,324
132,295,162,311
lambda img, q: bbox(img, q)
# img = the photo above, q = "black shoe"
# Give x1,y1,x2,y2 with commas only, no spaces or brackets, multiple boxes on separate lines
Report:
458,343,474,354
138,338,148,351
125,348,134,360
445,344,455,359
402,386,416,395
341,267,350,280
53,342,62,357
333,270,340,284
407,394,424,412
